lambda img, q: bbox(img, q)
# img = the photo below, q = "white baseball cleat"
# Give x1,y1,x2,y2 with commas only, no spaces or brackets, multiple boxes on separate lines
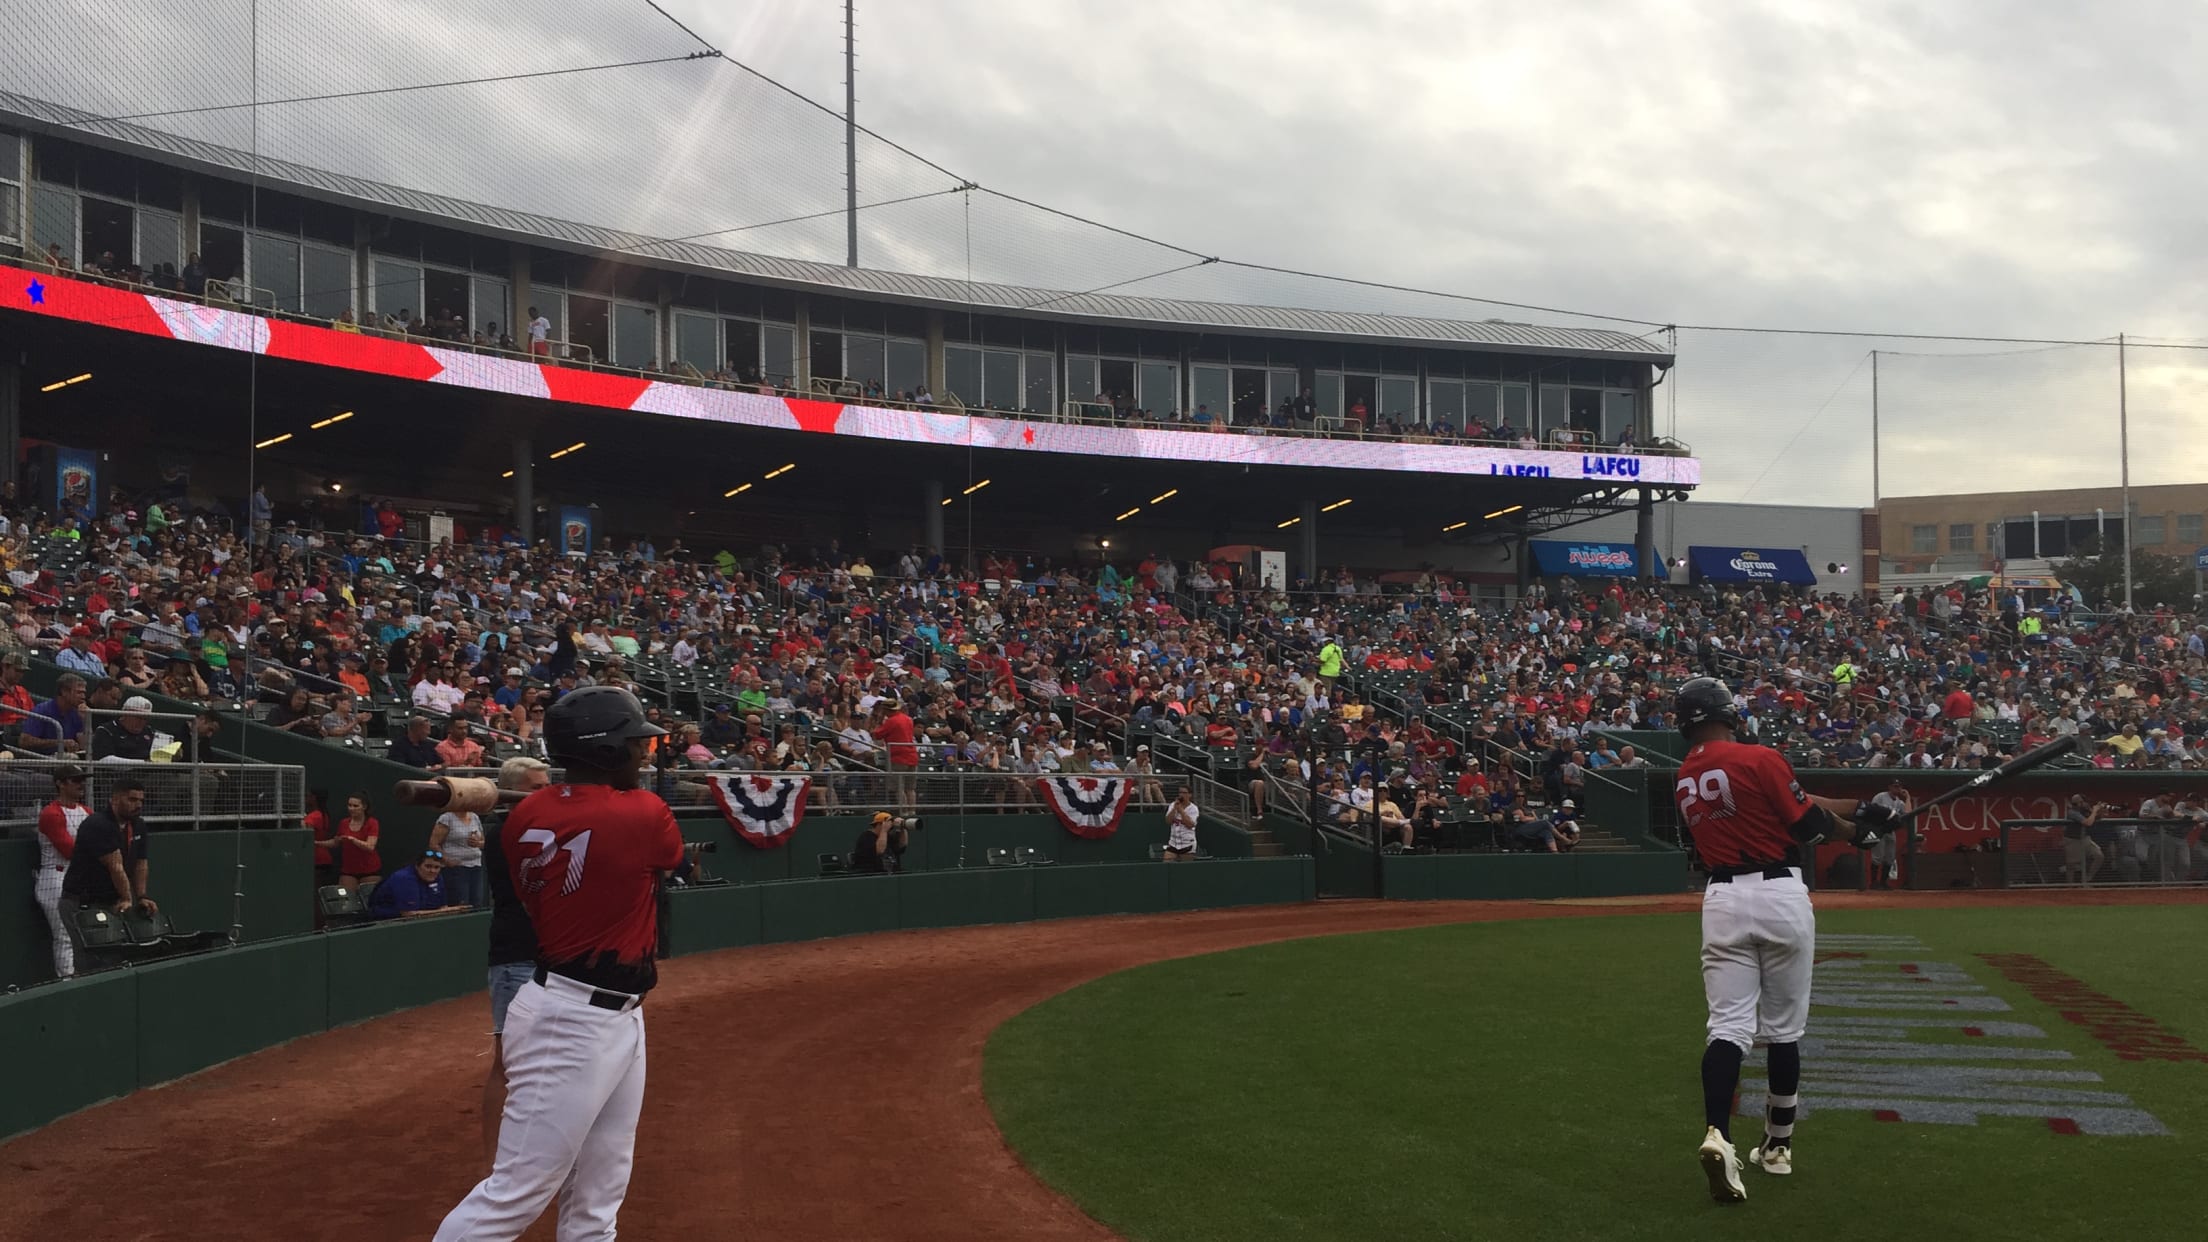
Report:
1749,1143,1793,1176
1699,1127,1747,1203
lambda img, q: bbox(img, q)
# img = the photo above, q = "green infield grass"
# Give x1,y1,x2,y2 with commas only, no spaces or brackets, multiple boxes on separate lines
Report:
985,905,2207,1242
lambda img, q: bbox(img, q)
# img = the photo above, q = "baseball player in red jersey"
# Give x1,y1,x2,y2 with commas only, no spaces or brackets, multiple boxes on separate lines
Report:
1670,677,1895,1203
435,686,679,1241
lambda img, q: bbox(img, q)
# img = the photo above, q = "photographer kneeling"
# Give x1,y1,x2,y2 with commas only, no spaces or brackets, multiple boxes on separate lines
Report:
851,811,919,874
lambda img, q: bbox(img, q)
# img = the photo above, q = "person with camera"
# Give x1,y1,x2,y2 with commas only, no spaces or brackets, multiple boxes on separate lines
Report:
1164,787,1200,860
852,811,914,873
2062,794,2107,885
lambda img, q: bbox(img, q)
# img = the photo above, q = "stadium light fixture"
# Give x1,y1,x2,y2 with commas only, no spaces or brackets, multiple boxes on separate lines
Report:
1100,538,1111,549
724,483,753,498
1277,516,1301,529
1482,504,1524,520
1150,488,1178,505
38,374,88,392
1321,498,1352,513
254,433,293,449
501,470,515,479
764,463,796,478
941,497,955,506
309,410,355,430
1443,521,1468,532
546,441,588,460
962,479,991,495
1115,507,1141,522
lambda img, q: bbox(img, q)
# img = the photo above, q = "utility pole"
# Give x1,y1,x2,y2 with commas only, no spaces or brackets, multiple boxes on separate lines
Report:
844,0,859,269
1869,349,1880,507
2120,333,2132,611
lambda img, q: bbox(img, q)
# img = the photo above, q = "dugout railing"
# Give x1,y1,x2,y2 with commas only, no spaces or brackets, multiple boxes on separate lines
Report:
1995,817,2207,888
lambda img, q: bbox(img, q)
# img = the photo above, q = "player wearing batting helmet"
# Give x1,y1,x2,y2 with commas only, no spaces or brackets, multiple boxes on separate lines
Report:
435,686,678,1241
1671,676,1895,1202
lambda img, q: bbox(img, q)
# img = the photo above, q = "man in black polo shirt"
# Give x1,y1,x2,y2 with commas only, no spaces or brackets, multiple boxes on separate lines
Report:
388,715,444,769
62,776,156,921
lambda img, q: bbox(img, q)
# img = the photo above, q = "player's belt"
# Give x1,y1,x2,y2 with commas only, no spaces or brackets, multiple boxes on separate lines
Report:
1706,864,1797,883
534,965,643,1013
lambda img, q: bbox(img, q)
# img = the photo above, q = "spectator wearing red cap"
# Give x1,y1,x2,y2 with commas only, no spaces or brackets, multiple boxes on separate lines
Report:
55,626,107,678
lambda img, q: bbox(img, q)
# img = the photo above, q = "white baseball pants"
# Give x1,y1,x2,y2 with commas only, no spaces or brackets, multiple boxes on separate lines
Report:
1701,869,1814,1051
35,867,73,979
434,975,648,1242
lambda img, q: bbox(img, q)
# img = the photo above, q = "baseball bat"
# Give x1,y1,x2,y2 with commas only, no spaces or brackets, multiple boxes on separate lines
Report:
392,778,529,809
1878,735,2078,829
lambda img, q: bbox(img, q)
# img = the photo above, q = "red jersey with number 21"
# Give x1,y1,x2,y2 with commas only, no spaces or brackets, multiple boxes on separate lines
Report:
1674,739,1812,869
504,782,684,995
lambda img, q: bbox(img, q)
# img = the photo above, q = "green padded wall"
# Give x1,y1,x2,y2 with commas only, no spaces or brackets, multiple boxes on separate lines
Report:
1382,851,1690,901
0,838,50,991
896,868,1038,929
147,828,317,945
662,884,764,955
132,937,329,1086
324,911,495,1028
0,972,138,1140
1030,863,1171,920
758,874,900,943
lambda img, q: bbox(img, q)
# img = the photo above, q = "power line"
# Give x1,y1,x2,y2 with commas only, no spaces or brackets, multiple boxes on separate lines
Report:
1016,258,1221,312
638,0,721,53
625,185,971,252
60,54,719,128
1736,351,1872,502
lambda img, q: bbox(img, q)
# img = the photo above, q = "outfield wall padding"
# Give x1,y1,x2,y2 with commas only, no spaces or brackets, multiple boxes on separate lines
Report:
0,857,1319,1141
324,911,494,1028
1382,851,1689,901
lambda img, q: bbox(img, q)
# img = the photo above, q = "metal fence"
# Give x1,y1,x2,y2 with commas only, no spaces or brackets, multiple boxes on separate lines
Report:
0,756,308,831
642,766,1179,817
1997,818,2207,888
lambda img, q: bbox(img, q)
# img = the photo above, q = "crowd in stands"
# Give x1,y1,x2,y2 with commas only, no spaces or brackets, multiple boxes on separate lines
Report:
7,475,2208,877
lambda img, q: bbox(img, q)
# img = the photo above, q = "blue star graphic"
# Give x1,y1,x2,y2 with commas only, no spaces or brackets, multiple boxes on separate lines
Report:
25,279,43,305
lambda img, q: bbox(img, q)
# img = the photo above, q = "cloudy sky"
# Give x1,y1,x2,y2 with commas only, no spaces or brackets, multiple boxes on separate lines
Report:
15,1,2208,505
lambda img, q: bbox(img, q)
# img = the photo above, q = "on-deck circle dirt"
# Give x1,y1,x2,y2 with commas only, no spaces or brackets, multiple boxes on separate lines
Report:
2,889,2198,1242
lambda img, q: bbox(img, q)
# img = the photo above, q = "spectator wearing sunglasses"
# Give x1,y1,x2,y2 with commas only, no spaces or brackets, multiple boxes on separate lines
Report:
368,850,454,919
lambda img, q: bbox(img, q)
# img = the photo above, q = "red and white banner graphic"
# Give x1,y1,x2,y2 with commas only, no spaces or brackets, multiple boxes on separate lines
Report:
0,264,1701,484
1037,775,1133,840
705,774,811,849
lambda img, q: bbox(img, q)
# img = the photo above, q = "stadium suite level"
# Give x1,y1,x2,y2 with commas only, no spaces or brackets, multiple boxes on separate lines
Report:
0,116,1693,577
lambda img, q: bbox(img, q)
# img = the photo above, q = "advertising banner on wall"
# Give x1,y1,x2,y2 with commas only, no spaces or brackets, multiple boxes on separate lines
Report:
557,505,594,556
54,447,98,521
1528,540,1646,578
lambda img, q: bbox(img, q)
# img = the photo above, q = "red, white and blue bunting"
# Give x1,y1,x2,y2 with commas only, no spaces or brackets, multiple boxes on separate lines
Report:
705,774,811,849
1037,775,1132,840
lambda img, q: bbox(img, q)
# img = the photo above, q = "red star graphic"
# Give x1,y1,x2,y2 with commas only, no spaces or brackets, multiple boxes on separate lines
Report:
1022,426,1036,445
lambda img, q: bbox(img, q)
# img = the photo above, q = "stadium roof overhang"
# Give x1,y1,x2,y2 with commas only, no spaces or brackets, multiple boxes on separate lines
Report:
7,301,1682,556
0,92,1673,366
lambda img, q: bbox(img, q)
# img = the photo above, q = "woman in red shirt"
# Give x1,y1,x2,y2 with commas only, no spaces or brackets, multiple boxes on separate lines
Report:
304,790,340,889
335,792,382,889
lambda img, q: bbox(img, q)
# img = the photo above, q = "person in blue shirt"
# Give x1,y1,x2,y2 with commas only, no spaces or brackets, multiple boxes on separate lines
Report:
368,851,454,919
17,673,90,756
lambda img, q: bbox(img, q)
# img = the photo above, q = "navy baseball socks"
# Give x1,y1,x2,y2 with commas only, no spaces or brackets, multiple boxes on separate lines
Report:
1701,1039,1744,1136
1697,1040,1749,1202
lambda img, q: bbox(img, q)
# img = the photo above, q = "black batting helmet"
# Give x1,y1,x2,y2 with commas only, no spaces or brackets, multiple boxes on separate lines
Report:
543,685,666,770
1673,676,1740,735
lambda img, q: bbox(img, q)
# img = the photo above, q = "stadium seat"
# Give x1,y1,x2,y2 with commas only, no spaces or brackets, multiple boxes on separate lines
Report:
69,905,134,957
1013,846,1053,867
123,907,232,955
985,847,1021,867
317,885,368,922
818,852,849,876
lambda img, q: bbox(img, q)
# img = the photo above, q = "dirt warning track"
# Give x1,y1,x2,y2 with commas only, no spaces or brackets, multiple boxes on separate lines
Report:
3,889,2197,1242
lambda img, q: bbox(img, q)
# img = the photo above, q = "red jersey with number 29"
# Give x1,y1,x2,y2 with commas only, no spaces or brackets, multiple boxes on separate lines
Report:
1674,739,1813,869
504,782,684,995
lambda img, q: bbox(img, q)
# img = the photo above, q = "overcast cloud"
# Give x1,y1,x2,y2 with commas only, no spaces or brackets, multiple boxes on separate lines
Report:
12,1,2208,506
